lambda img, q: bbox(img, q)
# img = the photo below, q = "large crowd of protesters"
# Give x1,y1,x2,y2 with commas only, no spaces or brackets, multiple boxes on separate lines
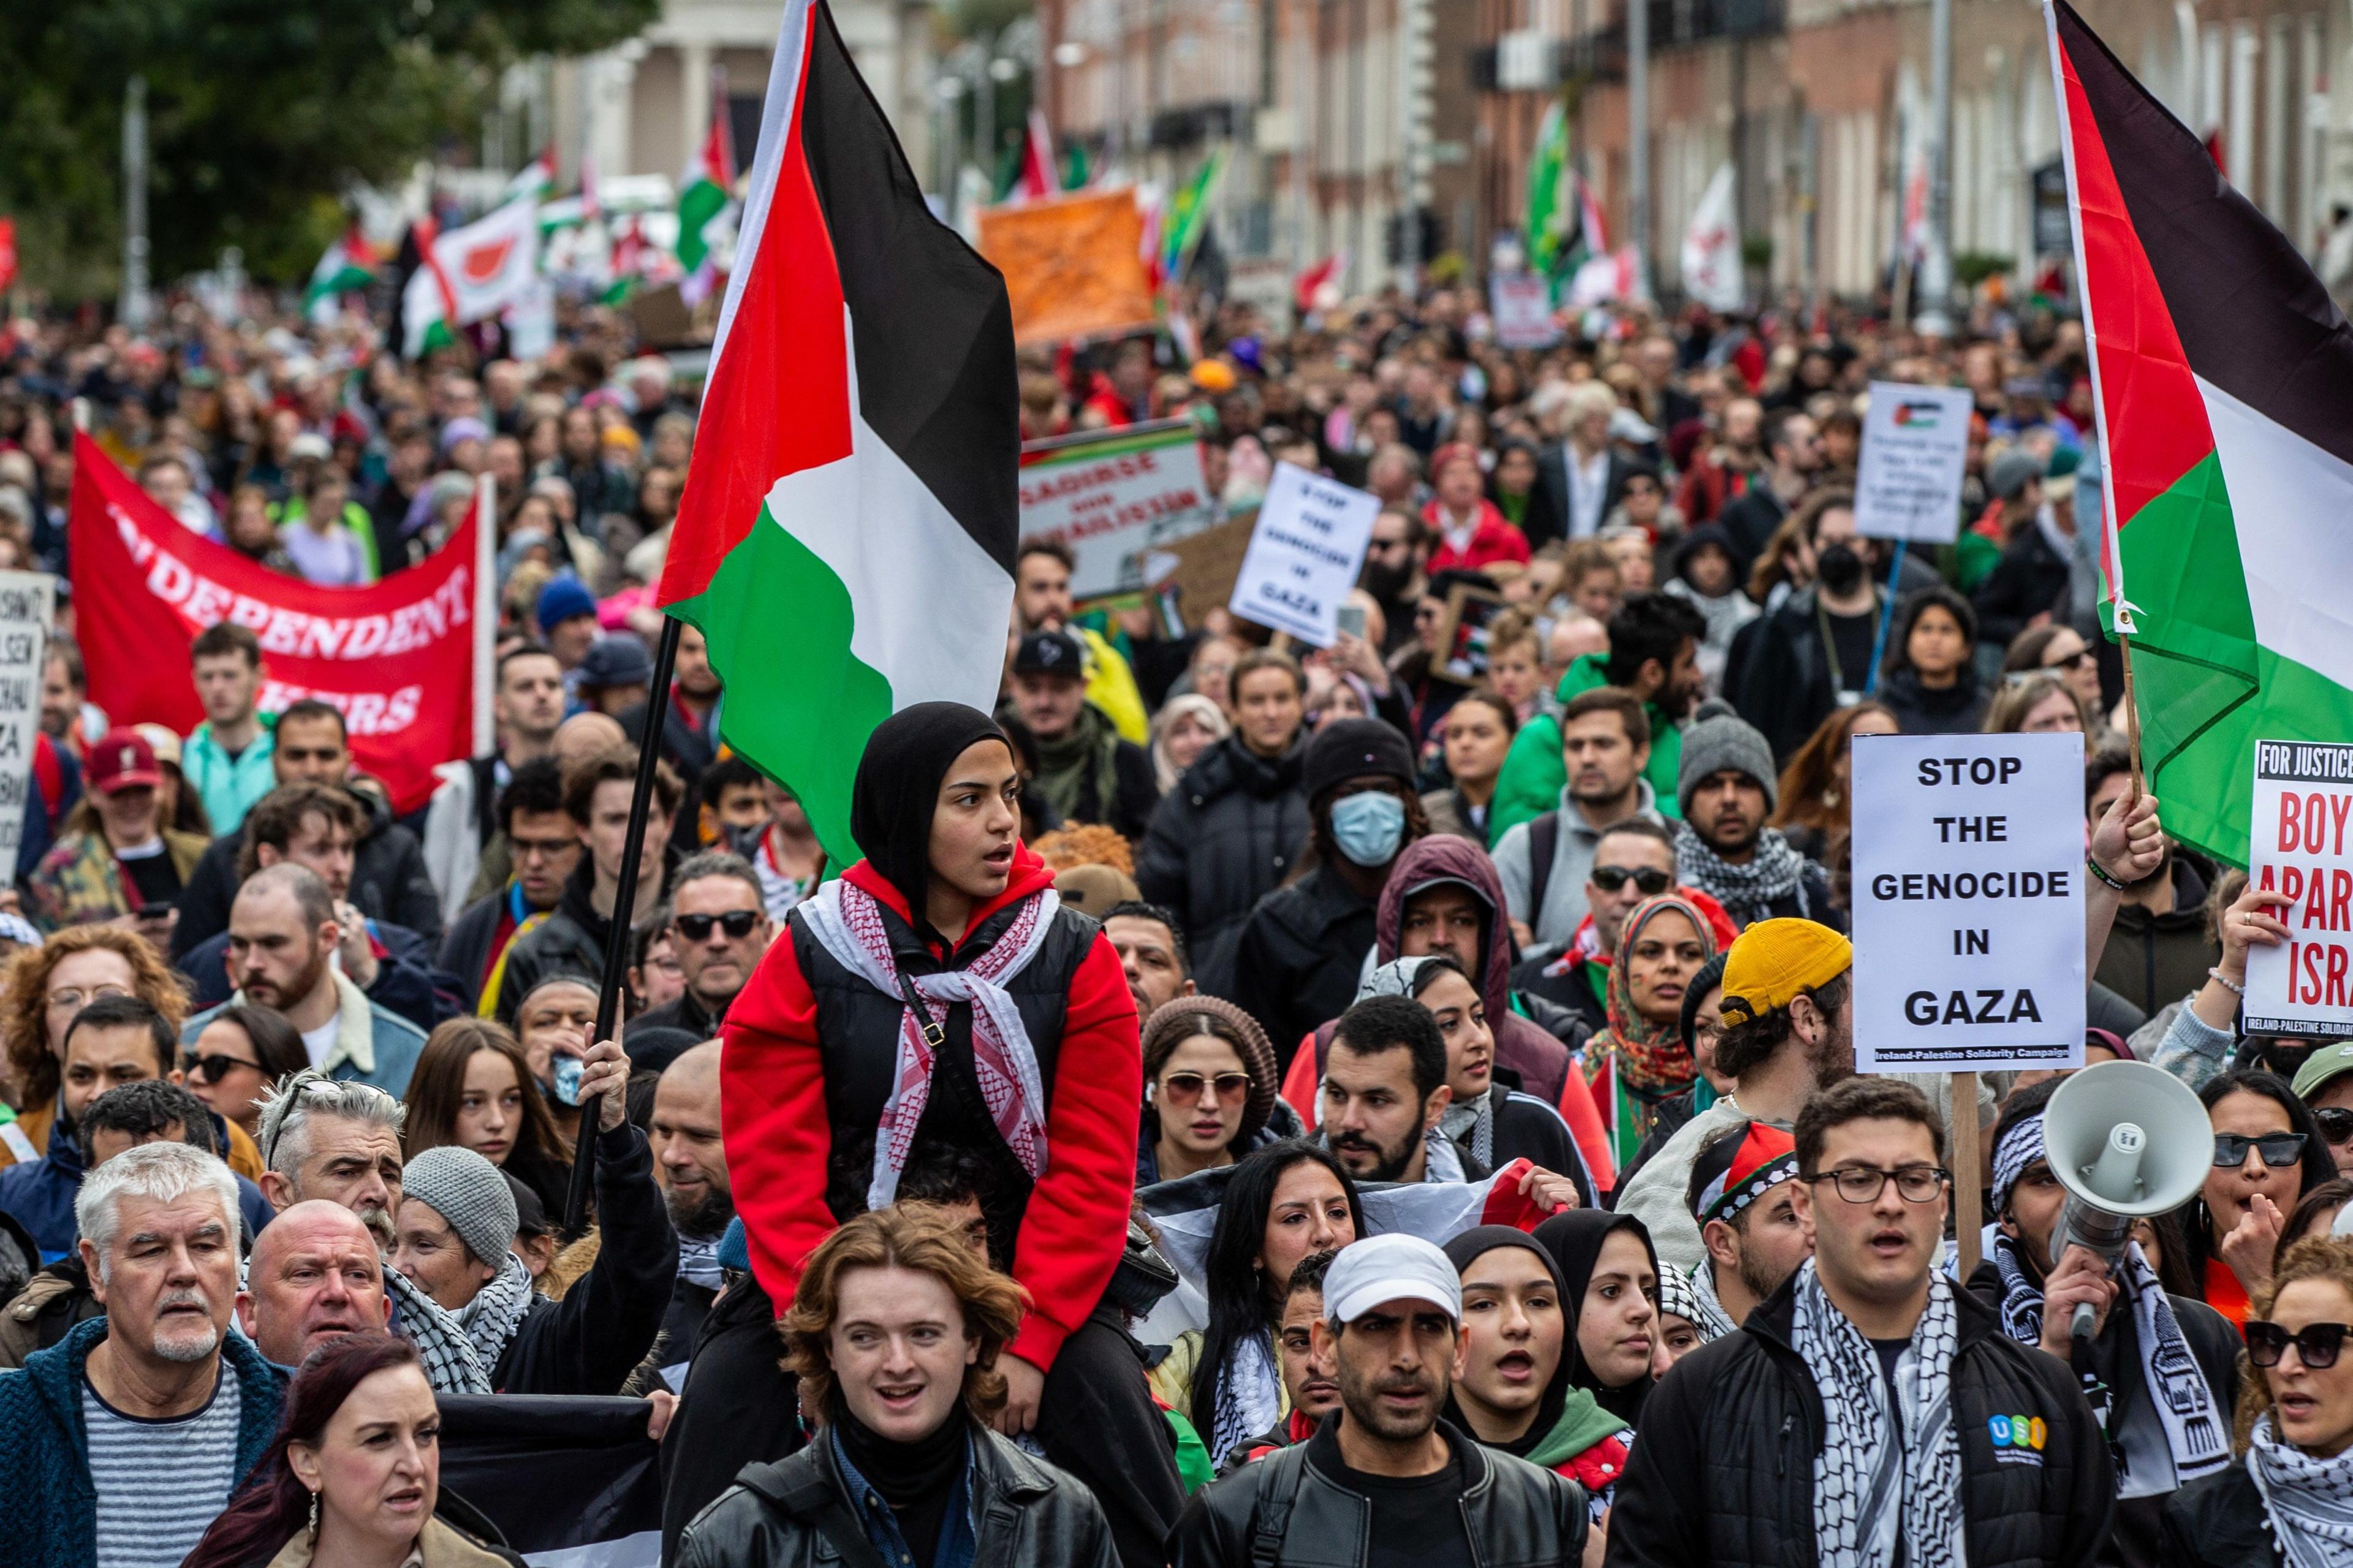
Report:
0,268,2335,1568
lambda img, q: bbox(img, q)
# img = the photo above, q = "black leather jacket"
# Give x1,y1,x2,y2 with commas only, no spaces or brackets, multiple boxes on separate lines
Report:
675,1422,1120,1568
1168,1418,1587,1568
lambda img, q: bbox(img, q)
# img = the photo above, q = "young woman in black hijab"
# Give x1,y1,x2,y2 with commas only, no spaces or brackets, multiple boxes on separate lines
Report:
1442,1225,1637,1504
1533,1209,1666,1431
722,702,1143,1436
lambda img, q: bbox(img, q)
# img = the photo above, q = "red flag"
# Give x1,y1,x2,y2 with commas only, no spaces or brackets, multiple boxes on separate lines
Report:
69,434,485,813
1017,110,1056,203
0,218,16,296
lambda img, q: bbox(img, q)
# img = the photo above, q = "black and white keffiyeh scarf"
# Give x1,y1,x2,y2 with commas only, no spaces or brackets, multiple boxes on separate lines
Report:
1686,1259,1738,1341
1673,821,1814,926
455,1252,539,1374
385,1268,493,1394
1206,1331,1283,1465
1988,1113,2230,1490
1438,1093,1495,1172
1791,1259,1965,1568
2249,1411,2353,1567
676,1233,726,1290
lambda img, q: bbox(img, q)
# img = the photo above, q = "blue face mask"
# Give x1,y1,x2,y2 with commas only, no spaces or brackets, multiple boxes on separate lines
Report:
1328,790,1407,868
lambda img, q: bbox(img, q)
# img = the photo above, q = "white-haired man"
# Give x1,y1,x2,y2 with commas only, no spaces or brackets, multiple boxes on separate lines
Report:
0,1142,287,1568
253,1070,490,1392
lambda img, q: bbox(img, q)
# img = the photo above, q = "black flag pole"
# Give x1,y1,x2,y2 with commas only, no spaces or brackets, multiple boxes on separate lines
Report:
565,612,683,1233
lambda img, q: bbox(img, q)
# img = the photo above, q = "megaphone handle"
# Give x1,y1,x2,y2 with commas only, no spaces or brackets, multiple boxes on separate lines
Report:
2071,1299,2097,1342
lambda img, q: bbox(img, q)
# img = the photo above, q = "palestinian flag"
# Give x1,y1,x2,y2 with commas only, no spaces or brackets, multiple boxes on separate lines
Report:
2048,0,2353,865
303,225,377,319
678,72,737,301
656,0,1017,868
1139,1158,1563,1338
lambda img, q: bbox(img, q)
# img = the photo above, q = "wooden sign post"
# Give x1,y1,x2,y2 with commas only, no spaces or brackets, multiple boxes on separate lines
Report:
1952,1070,1983,1279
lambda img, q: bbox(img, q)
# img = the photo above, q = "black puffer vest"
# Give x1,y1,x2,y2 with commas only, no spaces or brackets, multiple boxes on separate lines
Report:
792,888,1100,1263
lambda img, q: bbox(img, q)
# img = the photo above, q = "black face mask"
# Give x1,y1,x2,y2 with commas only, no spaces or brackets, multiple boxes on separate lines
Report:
1816,542,1866,596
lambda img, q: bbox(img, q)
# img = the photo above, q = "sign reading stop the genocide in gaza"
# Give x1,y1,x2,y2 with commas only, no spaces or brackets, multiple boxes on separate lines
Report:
2244,740,2353,1035
1850,732,2086,1071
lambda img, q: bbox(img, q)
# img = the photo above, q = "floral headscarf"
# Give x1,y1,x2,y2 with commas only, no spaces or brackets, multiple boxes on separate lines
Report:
1589,892,1718,1104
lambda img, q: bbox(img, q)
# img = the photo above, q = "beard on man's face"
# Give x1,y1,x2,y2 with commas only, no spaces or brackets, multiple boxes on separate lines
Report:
1329,1126,1421,1184
665,1186,735,1240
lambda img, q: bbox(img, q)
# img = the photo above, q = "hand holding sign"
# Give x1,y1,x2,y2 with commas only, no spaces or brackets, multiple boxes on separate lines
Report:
2090,789,2164,887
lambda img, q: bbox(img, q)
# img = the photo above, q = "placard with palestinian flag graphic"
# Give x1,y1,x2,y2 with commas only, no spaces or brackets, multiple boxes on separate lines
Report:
655,0,1018,866
2047,0,2353,866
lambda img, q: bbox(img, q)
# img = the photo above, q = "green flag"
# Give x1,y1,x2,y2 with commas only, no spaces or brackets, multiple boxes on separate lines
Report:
1161,148,1226,282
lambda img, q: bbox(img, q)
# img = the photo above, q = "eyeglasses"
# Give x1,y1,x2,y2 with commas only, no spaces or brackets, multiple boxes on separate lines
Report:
1591,865,1673,896
674,910,760,941
1161,1071,1252,1105
2246,1319,2353,1369
47,983,131,1012
2214,1132,2309,1169
1806,1165,1952,1203
182,1051,262,1082
510,835,578,863
2316,1107,2353,1146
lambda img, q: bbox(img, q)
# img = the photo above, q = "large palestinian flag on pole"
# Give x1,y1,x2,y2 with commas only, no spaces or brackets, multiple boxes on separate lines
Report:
656,0,1017,867
2047,0,2353,866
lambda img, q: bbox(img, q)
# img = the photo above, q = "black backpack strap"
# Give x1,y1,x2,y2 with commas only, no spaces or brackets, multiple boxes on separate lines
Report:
737,1456,898,1568
1248,1442,1308,1568
1526,810,1561,928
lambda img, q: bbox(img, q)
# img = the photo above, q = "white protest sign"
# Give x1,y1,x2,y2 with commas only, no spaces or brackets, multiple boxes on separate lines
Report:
1017,422,1218,598
1851,731,2086,1071
1488,273,1560,350
0,572,52,872
1854,381,1974,544
1227,462,1379,646
2243,740,2353,1035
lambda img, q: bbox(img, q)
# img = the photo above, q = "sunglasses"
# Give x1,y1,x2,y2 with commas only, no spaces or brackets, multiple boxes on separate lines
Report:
2043,648,2096,672
2317,1107,2353,1146
1591,865,1673,896
2214,1131,2309,1169
674,910,761,941
1159,1071,1252,1105
2246,1319,2353,1369
181,1051,262,1082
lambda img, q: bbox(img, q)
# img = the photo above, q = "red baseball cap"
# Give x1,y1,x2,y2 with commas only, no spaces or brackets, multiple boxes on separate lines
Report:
87,733,164,796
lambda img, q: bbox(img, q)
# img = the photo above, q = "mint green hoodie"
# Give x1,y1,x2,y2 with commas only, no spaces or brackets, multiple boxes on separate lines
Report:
1487,654,1686,844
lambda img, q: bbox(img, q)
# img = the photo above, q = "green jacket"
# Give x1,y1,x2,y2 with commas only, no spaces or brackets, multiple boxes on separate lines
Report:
1487,654,1685,843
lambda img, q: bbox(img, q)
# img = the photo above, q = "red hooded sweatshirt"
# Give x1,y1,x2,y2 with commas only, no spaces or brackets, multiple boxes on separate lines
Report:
720,843,1141,1370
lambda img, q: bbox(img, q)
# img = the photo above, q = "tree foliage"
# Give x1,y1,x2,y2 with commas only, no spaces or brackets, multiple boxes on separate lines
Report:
0,0,659,293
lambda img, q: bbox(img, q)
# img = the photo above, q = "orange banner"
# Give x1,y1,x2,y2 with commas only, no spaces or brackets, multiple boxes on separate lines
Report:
978,190,1156,347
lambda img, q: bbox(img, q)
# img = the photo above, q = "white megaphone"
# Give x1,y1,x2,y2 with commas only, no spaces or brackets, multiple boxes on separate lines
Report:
2042,1059,2213,1340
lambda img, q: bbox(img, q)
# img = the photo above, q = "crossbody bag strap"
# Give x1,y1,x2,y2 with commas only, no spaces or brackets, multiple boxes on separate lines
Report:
1248,1442,1308,1568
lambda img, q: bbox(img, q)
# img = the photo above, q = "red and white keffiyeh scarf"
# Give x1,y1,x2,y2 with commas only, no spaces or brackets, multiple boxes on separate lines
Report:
798,876,1058,1210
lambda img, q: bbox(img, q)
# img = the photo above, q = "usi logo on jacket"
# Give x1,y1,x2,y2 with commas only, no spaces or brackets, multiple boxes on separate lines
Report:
1988,1413,2048,1467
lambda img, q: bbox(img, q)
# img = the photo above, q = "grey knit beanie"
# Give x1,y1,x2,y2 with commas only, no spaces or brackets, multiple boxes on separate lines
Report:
402,1145,520,1268
1678,705,1779,819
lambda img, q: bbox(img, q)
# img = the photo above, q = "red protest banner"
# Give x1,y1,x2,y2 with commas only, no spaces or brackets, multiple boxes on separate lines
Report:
69,433,482,814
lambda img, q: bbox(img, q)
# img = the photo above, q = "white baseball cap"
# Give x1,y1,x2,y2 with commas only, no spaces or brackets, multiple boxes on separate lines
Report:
1321,1233,1463,1326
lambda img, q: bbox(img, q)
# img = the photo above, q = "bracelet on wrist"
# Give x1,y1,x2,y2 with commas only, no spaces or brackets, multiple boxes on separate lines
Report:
2086,853,2131,892
2207,966,2246,998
